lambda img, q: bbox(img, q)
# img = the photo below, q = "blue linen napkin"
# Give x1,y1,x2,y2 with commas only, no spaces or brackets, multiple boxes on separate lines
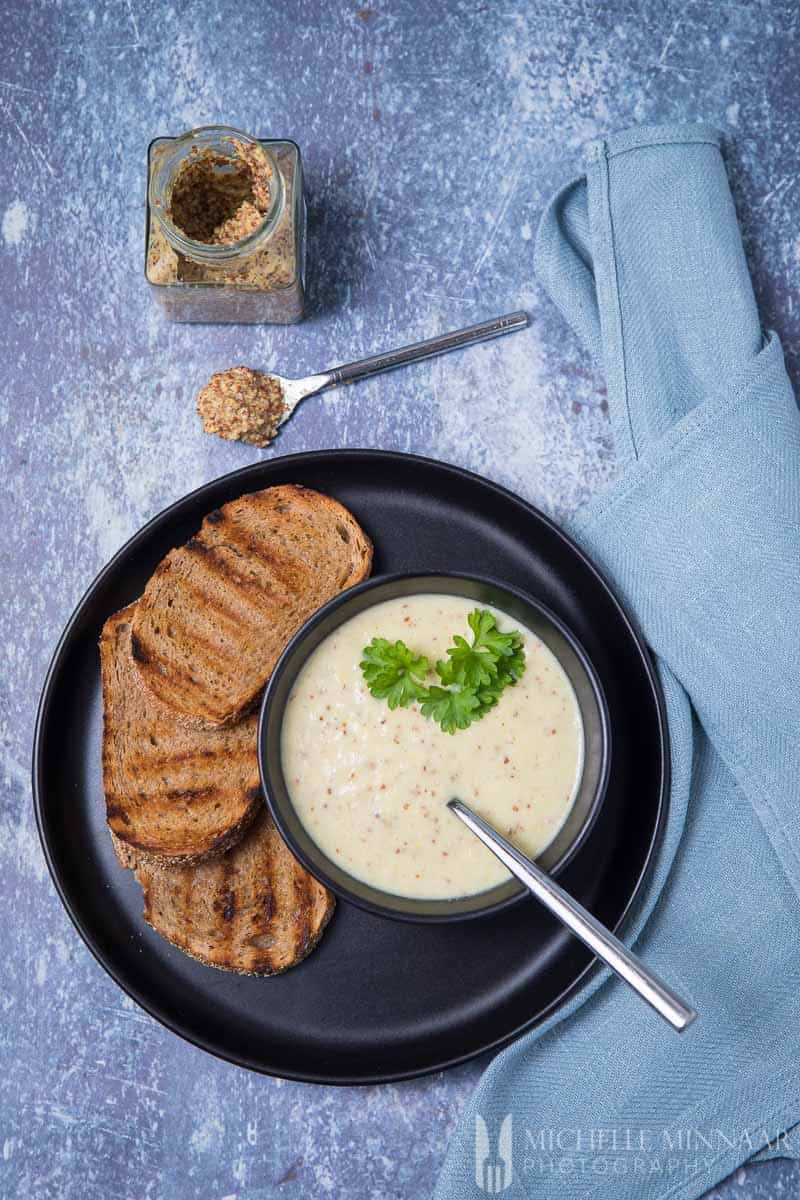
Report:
434,124,800,1200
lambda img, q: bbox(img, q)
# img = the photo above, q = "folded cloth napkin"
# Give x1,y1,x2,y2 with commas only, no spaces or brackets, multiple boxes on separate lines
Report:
434,124,800,1200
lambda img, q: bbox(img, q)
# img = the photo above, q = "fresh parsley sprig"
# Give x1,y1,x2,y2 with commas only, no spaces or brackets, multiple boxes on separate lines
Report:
419,684,481,734
359,637,430,709
359,609,526,734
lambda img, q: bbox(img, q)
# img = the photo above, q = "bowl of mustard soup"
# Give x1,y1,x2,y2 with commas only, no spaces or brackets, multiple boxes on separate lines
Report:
258,574,610,921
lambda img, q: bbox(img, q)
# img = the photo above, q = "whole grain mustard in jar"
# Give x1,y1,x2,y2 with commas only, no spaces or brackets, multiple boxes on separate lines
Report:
145,125,306,324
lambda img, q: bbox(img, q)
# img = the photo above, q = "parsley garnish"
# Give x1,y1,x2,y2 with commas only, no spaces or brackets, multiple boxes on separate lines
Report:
360,609,526,734
359,638,430,709
420,684,482,733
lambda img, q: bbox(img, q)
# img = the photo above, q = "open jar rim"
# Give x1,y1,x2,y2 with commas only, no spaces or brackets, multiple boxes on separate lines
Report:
148,125,286,264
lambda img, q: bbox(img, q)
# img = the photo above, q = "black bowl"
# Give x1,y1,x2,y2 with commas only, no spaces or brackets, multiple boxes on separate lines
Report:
258,573,610,922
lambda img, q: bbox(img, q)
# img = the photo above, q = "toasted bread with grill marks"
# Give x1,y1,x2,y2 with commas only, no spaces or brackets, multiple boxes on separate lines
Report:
115,809,335,976
100,604,262,865
129,484,372,728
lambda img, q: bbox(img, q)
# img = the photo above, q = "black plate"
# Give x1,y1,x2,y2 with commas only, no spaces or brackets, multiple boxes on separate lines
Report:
33,450,668,1085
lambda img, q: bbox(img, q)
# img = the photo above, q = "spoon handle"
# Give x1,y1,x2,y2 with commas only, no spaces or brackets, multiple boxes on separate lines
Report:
448,799,697,1033
325,310,529,388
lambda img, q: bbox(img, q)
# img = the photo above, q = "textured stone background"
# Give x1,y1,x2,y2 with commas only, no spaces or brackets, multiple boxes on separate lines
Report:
2,1,799,1197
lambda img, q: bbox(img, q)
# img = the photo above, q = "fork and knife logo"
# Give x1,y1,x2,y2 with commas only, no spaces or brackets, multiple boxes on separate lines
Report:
474,1113,513,1193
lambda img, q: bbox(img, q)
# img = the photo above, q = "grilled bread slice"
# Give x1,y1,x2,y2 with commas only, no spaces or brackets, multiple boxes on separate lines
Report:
101,604,261,865
116,809,335,975
130,484,372,727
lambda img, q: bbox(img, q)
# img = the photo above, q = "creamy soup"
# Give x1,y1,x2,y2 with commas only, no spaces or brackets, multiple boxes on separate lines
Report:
280,594,583,900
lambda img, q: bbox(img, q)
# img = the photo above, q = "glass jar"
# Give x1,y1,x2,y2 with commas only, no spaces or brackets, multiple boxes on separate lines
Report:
145,125,306,324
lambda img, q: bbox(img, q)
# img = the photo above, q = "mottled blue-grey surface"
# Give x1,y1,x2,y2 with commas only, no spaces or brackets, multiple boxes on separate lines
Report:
2,1,799,1197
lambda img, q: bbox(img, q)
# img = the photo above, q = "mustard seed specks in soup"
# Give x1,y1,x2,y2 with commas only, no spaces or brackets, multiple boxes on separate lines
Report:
280,595,584,900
